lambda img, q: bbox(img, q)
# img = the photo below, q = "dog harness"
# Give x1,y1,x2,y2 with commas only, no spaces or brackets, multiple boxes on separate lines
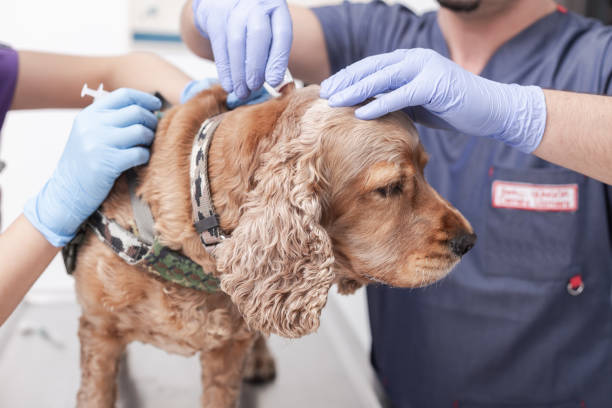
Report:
87,207,220,292
62,115,227,293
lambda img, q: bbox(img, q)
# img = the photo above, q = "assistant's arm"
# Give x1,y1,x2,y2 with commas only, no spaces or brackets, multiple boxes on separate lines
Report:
0,89,162,325
0,215,59,325
11,51,192,109
180,0,330,90
534,90,612,184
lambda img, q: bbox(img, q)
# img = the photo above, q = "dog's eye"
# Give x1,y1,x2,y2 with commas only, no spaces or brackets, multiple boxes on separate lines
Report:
375,182,403,198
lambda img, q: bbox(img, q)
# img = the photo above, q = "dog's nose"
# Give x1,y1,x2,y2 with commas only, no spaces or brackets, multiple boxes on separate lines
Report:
449,232,477,257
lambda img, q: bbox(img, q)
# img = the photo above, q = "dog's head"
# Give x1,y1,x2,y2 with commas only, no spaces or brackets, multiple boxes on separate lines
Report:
202,85,474,338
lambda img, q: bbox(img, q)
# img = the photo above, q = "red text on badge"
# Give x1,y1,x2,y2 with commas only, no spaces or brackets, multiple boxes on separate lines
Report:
492,181,578,212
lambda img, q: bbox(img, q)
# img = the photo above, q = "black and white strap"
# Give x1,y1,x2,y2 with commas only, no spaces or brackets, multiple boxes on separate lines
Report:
190,116,227,251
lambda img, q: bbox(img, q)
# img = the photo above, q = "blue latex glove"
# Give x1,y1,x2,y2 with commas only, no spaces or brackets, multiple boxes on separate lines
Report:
192,0,292,99
24,89,161,246
181,78,272,108
320,48,547,153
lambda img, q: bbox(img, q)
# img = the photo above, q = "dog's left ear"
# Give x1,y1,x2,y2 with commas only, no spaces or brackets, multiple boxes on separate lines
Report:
215,108,334,338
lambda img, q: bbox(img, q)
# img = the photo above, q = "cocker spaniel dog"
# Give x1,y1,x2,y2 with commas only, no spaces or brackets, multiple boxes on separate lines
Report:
71,84,475,407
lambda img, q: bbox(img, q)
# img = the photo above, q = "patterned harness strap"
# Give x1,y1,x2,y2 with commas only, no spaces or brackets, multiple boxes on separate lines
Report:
88,211,220,293
68,115,229,292
190,115,228,252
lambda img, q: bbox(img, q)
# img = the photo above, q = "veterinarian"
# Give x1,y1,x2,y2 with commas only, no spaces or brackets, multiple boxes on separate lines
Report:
0,47,197,325
182,0,612,406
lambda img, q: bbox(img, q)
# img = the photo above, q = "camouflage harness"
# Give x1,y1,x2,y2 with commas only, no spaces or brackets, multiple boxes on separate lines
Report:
63,116,227,293
86,209,220,292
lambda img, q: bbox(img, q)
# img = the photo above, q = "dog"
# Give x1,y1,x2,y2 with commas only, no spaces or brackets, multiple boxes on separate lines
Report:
71,84,475,407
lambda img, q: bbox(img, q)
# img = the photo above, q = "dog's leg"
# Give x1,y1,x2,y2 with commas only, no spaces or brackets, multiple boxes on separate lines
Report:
199,338,254,408
242,334,276,384
76,316,125,408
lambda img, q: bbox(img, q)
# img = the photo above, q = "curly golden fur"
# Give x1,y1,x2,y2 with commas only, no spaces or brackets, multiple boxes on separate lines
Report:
72,85,474,407
216,98,336,338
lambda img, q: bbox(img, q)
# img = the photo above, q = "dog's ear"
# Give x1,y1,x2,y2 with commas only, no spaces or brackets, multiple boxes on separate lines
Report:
215,107,335,338
279,82,296,96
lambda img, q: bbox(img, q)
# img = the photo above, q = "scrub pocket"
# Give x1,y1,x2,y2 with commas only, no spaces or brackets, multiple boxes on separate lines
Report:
484,166,585,280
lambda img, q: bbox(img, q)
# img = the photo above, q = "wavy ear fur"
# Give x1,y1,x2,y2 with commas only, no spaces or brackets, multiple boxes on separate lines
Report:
215,105,335,338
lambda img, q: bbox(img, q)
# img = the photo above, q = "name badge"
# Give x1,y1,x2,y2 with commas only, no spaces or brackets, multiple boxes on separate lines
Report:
492,181,578,212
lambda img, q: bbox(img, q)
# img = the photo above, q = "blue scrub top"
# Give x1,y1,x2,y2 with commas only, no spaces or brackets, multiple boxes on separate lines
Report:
314,3,612,407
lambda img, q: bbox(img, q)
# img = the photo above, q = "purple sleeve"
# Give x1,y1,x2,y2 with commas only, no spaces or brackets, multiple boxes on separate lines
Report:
0,46,18,131
312,1,420,75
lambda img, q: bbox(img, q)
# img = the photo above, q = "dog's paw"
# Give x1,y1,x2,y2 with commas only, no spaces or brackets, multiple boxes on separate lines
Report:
242,346,276,384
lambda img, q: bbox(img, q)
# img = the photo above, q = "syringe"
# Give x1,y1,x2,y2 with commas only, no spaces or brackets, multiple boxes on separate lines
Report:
81,83,168,119
81,83,109,100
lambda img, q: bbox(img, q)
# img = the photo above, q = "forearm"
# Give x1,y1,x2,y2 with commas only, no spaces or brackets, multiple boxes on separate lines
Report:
1,88,161,324
180,0,214,60
0,215,59,325
12,51,191,109
105,52,192,106
534,90,612,185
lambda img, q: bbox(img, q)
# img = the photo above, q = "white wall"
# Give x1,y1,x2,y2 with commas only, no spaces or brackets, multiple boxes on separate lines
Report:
0,0,437,348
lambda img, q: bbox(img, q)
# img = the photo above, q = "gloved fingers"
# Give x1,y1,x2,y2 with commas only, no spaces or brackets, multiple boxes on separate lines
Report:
245,10,272,92
320,50,407,98
265,5,293,86
109,125,155,149
355,79,431,120
107,105,158,130
113,146,151,173
226,86,271,109
245,86,272,105
227,7,250,99
327,62,407,107
180,78,220,104
208,20,233,93
93,88,162,112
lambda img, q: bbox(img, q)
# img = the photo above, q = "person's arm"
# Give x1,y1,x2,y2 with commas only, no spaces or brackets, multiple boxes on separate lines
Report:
0,89,161,325
319,48,612,184
287,5,331,84
0,215,59,325
180,1,213,61
534,90,612,184
11,51,192,109
180,0,330,92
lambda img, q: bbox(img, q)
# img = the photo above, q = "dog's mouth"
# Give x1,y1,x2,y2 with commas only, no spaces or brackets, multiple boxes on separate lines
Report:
407,266,455,287
362,253,460,288
408,253,461,287
334,245,465,288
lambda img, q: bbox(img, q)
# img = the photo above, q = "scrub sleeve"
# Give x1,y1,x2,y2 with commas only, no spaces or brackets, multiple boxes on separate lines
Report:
0,45,19,228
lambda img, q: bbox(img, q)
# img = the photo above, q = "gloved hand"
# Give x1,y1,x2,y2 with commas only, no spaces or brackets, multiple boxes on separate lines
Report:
181,78,272,108
192,0,292,99
320,48,547,153
24,89,161,247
